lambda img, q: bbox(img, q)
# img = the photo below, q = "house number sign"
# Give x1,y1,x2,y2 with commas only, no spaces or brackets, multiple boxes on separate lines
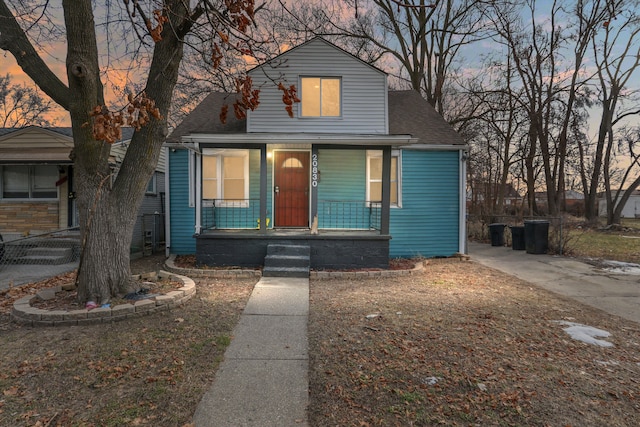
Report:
311,153,319,187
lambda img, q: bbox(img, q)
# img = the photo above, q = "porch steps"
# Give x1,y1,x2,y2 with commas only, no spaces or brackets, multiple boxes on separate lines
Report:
263,244,310,278
17,247,75,265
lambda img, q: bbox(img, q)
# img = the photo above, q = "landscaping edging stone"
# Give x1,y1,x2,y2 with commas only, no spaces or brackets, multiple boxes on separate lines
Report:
164,254,262,278
163,254,431,279
11,270,195,327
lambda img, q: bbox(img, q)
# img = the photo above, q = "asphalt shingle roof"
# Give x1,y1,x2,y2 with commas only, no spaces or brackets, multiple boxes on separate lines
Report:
0,126,135,142
167,90,464,146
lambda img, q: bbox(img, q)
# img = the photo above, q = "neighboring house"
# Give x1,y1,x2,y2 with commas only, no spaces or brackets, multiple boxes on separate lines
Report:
535,190,585,215
599,190,640,218
467,181,522,213
165,37,467,269
0,126,165,255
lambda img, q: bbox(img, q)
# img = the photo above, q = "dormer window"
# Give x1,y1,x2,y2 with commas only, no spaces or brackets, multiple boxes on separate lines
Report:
300,77,341,117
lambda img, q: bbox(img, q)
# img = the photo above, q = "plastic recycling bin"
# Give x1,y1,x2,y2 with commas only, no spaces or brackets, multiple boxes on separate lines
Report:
524,220,550,254
489,223,506,246
510,226,525,250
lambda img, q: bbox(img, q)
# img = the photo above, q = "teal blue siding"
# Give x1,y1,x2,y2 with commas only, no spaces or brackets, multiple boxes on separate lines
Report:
169,149,196,254
316,149,370,229
390,151,460,258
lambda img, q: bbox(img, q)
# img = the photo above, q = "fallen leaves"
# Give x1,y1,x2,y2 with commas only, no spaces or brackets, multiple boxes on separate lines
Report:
0,265,256,426
308,259,640,426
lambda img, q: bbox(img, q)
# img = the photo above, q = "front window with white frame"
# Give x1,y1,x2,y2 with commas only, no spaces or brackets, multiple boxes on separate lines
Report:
366,150,401,207
202,149,249,206
1,165,59,200
300,77,341,117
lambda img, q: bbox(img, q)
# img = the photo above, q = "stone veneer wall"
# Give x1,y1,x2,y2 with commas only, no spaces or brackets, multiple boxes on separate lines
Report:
0,202,59,234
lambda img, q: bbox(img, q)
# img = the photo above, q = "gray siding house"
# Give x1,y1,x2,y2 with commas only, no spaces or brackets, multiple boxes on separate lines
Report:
165,37,467,270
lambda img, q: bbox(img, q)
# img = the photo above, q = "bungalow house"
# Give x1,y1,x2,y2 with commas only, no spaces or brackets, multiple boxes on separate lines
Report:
0,126,165,256
467,181,523,214
164,37,467,271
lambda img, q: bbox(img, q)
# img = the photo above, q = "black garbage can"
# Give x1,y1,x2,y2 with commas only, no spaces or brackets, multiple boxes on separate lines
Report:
489,223,506,246
510,226,525,250
524,220,550,254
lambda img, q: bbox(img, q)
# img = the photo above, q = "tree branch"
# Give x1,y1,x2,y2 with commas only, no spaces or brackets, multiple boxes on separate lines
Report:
0,0,70,110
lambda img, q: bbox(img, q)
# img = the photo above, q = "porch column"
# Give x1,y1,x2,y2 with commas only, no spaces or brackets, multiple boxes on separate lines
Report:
381,146,391,235
259,145,267,232
311,146,319,221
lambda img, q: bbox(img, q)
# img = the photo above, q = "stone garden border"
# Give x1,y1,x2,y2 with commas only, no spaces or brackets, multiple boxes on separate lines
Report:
163,254,441,279
164,254,262,278
13,253,467,327
11,270,195,327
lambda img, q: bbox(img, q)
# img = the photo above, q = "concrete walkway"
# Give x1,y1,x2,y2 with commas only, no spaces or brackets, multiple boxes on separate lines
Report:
469,242,640,324
193,276,309,427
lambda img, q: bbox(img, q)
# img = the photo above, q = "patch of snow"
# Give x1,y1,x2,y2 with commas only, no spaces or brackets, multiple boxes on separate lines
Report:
554,321,614,347
599,260,640,275
365,313,380,319
421,376,442,386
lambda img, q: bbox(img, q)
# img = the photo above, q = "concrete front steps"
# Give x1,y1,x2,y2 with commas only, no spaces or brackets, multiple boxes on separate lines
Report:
16,246,75,265
3,237,81,265
262,244,310,278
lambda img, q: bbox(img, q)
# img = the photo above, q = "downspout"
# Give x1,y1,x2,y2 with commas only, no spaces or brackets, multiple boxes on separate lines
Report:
164,147,171,257
194,143,202,234
459,149,468,254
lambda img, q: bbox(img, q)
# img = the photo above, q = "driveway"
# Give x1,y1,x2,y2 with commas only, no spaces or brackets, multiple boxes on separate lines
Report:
469,242,640,324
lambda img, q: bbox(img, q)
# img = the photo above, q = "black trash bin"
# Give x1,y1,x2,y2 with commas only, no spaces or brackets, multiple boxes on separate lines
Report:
524,220,549,254
489,223,506,246
510,226,525,250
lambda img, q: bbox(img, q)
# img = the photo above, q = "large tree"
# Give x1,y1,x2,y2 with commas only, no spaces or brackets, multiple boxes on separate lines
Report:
582,2,640,223
0,0,260,303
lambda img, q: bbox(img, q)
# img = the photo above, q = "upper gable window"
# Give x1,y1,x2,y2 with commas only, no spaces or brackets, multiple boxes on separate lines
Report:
300,77,341,117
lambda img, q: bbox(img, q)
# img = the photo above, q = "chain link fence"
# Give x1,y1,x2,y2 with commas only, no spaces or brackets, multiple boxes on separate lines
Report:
0,228,81,290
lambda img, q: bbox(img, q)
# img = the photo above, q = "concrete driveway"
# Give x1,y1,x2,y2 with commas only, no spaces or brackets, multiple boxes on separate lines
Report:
469,242,640,324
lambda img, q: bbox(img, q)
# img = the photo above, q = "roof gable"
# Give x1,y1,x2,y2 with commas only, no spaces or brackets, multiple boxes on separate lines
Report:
0,126,74,144
248,37,387,77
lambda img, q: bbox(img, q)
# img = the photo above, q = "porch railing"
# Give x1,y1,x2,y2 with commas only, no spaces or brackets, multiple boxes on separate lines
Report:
202,199,261,230
318,200,381,231
201,199,381,231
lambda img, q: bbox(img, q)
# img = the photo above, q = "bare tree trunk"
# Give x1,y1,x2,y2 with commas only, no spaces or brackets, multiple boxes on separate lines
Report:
67,0,188,303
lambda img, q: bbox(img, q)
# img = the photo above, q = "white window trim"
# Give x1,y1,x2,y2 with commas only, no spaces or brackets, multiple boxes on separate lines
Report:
0,165,60,201
202,149,250,208
299,76,343,118
366,150,402,208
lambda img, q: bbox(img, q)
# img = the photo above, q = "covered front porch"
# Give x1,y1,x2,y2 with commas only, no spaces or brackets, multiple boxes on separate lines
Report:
187,134,412,269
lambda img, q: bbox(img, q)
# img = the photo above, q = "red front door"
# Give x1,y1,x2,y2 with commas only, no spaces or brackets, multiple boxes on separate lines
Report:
274,151,310,227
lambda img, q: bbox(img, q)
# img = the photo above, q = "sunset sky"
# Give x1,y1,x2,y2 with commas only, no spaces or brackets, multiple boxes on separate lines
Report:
1,0,638,136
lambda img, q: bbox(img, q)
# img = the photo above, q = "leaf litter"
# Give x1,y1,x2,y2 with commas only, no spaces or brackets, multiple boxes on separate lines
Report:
308,258,640,426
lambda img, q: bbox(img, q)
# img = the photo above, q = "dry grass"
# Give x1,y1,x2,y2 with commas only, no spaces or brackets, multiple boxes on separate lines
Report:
308,259,640,426
2,252,640,426
0,255,255,427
